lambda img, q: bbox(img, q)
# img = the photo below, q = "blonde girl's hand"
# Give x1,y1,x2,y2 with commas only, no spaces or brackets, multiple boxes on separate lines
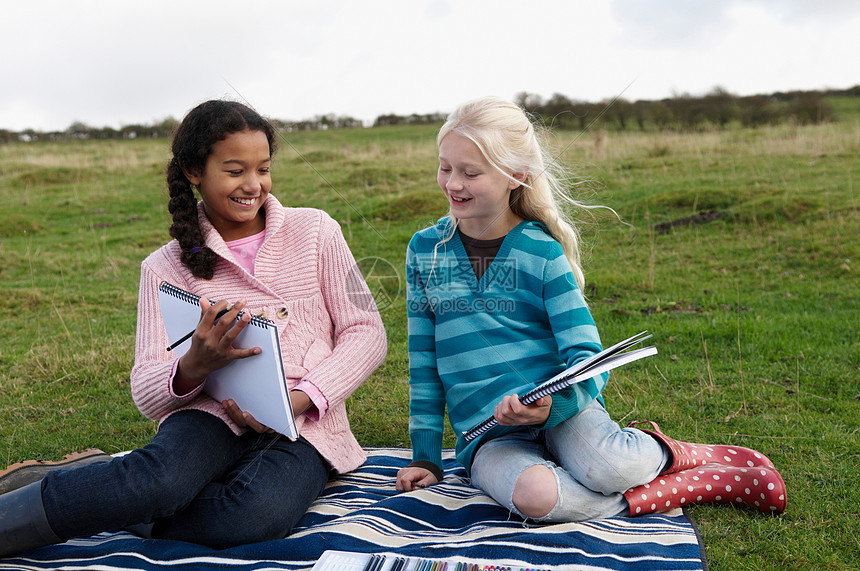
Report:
494,394,552,427
222,399,275,434
395,466,438,492
173,298,261,395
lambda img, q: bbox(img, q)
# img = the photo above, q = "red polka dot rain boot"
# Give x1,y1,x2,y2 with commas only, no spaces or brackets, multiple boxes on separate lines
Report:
627,421,775,472
624,464,787,516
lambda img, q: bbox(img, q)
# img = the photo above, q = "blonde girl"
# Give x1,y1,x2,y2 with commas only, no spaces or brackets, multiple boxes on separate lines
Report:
395,96,785,522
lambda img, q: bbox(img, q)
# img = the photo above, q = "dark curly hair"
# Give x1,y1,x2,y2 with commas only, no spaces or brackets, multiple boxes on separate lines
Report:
167,100,278,279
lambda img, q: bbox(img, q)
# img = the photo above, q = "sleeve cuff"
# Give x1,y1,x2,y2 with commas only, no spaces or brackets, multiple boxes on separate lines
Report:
293,380,328,421
407,460,445,482
168,359,205,400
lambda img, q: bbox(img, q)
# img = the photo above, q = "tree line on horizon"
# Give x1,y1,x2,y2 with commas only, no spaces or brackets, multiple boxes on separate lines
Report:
515,85,858,132
3,85,858,144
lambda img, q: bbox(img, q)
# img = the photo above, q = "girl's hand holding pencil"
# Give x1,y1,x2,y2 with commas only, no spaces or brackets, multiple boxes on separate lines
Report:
172,298,261,396
395,466,437,492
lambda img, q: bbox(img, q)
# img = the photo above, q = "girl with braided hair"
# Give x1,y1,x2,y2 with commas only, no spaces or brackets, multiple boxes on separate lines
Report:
395,96,785,523
1,100,387,555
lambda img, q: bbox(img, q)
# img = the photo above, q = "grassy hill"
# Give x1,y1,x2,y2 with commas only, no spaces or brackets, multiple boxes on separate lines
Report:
1,114,858,569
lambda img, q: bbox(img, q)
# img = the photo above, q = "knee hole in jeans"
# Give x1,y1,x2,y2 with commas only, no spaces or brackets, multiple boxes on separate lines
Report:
512,464,558,519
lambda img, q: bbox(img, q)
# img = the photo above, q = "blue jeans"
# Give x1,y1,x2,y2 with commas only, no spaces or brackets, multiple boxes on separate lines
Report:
470,401,668,522
41,410,330,548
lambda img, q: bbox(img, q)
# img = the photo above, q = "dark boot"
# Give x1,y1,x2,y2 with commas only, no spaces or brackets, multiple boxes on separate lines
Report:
0,481,61,557
628,421,775,472
0,449,111,495
624,464,787,516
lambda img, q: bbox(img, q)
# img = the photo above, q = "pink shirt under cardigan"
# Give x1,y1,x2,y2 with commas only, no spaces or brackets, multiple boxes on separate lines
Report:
220,230,326,413
225,229,266,275
130,195,387,474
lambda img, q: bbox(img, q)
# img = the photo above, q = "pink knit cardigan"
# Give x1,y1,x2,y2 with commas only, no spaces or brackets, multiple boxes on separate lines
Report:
130,195,387,474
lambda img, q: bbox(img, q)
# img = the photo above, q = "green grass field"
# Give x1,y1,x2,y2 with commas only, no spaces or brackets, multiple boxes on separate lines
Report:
1,112,858,569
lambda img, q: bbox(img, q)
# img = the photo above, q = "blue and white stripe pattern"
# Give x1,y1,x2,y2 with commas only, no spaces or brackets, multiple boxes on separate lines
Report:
1,449,706,571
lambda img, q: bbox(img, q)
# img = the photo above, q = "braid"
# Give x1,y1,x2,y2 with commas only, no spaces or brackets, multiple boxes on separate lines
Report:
166,158,216,279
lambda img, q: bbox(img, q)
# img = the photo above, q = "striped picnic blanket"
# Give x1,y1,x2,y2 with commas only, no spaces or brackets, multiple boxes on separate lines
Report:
1,448,707,571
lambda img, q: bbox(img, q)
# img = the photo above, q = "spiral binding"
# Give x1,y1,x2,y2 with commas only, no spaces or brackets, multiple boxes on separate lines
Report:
160,281,198,305
158,282,274,329
462,371,584,440
462,331,654,443
465,417,496,440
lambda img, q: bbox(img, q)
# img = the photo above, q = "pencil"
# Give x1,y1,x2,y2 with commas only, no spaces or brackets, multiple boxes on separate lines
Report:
165,307,230,352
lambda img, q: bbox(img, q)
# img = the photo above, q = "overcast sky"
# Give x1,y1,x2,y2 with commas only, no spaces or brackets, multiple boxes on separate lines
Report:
2,0,858,132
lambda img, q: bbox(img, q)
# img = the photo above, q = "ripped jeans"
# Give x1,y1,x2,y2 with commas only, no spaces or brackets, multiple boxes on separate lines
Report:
469,400,668,522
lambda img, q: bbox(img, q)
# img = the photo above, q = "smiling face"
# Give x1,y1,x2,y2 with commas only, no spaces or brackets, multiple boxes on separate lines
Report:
437,132,524,239
183,129,272,241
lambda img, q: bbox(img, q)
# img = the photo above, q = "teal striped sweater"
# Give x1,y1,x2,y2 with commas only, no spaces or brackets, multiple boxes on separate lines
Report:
406,219,608,474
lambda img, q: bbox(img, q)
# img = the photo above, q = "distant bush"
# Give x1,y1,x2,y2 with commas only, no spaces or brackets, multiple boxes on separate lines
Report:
516,86,849,132
2,86,855,144
373,112,447,127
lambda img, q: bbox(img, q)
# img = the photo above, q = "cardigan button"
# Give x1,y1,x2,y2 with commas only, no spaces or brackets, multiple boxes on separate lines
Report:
256,311,268,320
276,307,289,319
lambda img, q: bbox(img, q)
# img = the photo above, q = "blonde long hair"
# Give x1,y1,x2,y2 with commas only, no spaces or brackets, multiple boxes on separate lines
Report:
436,96,589,291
